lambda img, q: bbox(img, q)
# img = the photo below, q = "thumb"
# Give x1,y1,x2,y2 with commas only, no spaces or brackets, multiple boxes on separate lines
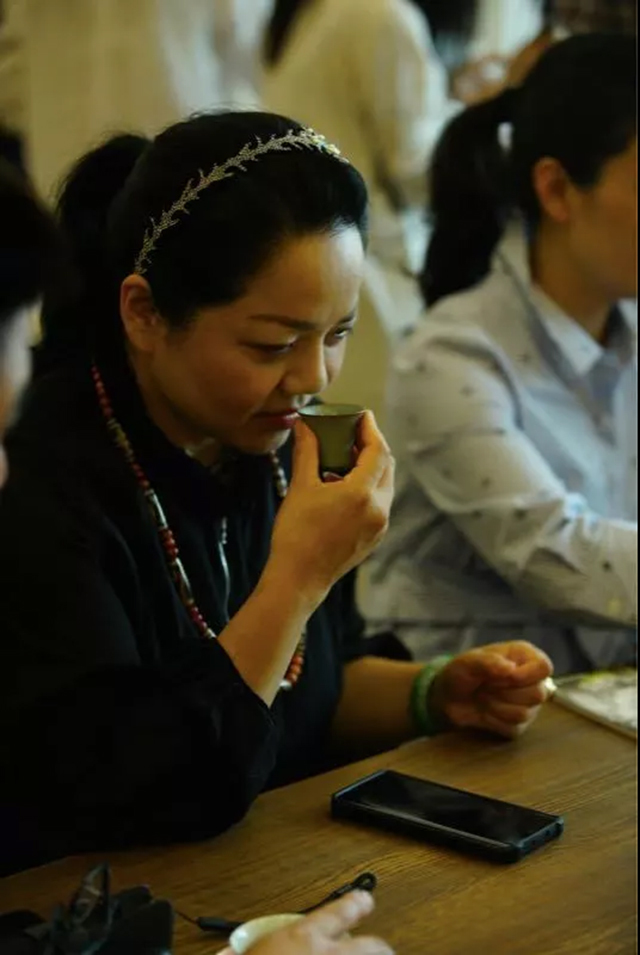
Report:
291,420,321,488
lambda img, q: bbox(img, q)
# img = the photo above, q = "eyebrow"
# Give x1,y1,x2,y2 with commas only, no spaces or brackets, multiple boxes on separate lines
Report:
250,312,357,332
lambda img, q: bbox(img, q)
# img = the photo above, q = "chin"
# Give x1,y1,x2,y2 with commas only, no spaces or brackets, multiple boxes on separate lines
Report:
231,429,291,457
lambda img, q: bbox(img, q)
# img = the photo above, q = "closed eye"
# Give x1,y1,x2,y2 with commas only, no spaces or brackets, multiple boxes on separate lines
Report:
326,324,355,345
250,342,296,355
243,334,303,358
246,323,355,357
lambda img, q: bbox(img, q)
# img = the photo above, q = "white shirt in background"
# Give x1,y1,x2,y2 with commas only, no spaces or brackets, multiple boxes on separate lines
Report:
4,0,270,201
215,0,273,108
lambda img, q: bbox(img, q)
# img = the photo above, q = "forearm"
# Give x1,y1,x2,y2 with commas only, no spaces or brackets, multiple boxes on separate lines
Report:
4,643,279,862
415,434,637,628
511,516,637,628
218,557,324,705
329,656,425,759
220,410,395,705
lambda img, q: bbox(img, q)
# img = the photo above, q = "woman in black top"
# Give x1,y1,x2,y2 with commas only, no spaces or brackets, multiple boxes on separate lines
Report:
0,111,552,873
0,151,58,497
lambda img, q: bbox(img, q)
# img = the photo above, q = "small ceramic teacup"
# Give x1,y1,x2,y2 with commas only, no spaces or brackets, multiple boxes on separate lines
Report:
229,913,304,953
299,403,365,475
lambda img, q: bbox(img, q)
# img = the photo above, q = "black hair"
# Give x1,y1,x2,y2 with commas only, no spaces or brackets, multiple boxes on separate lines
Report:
264,0,479,68
411,0,479,67
541,0,637,35
422,34,637,307
39,111,368,368
0,157,60,337
264,0,314,66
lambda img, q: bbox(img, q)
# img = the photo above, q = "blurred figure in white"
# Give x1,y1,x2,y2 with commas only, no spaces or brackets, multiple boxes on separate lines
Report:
0,0,273,202
216,0,274,107
264,1,480,327
261,0,549,419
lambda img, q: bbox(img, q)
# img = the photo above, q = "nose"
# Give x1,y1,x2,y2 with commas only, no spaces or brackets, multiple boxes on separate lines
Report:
281,340,330,399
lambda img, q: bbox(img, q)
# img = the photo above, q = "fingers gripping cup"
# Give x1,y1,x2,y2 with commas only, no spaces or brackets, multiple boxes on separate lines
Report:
299,404,365,476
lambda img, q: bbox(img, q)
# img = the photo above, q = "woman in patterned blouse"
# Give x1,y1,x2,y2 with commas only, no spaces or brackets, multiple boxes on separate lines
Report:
364,35,637,674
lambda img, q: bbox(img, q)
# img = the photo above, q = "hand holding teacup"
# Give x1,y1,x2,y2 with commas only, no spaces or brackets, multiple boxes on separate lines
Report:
270,407,393,602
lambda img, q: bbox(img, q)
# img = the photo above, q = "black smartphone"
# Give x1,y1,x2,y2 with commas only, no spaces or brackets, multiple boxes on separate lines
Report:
331,770,564,863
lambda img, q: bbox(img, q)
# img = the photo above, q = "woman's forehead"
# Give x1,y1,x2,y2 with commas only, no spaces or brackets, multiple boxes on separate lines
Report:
201,230,365,327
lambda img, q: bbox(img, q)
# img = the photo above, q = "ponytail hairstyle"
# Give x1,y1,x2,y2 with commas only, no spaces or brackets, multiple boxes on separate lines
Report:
421,33,637,307
38,111,368,369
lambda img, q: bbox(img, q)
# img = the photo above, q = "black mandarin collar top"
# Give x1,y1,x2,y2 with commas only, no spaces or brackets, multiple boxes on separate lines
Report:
0,351,405,874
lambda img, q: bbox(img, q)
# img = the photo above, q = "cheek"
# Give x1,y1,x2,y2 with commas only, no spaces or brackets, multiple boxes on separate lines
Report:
205,357,283,415
578,192,637,270
162,338,282,420
595,178,635,235
602,200,638,281
607,195,637,247
325,340,349,385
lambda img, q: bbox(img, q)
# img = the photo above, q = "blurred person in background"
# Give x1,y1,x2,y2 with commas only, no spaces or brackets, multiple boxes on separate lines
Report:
362,35,637,675
0,145,57,867
216,0,274,108
0,145,58,499
0,0,273,202
262,0,549,419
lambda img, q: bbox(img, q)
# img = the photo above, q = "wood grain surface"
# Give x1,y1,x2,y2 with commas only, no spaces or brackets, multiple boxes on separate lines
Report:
0,704,636,954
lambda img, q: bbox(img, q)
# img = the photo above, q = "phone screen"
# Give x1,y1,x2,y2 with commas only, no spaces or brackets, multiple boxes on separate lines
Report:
341,771,557,844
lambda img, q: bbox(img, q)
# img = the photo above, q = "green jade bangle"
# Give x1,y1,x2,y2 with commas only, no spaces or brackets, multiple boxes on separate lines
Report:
409,655,454,737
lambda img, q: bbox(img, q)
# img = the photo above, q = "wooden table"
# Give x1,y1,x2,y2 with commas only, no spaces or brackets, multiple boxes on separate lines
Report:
0,705,636,954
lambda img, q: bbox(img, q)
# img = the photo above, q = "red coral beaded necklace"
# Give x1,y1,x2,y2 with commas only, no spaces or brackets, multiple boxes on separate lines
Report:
91,363,305,690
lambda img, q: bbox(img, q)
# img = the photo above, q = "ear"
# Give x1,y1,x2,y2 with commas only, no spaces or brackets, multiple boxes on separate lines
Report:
531,157,575,225
120,275,165,354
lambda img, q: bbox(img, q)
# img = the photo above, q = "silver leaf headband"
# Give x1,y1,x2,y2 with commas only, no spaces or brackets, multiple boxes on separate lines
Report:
134,126,349,276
